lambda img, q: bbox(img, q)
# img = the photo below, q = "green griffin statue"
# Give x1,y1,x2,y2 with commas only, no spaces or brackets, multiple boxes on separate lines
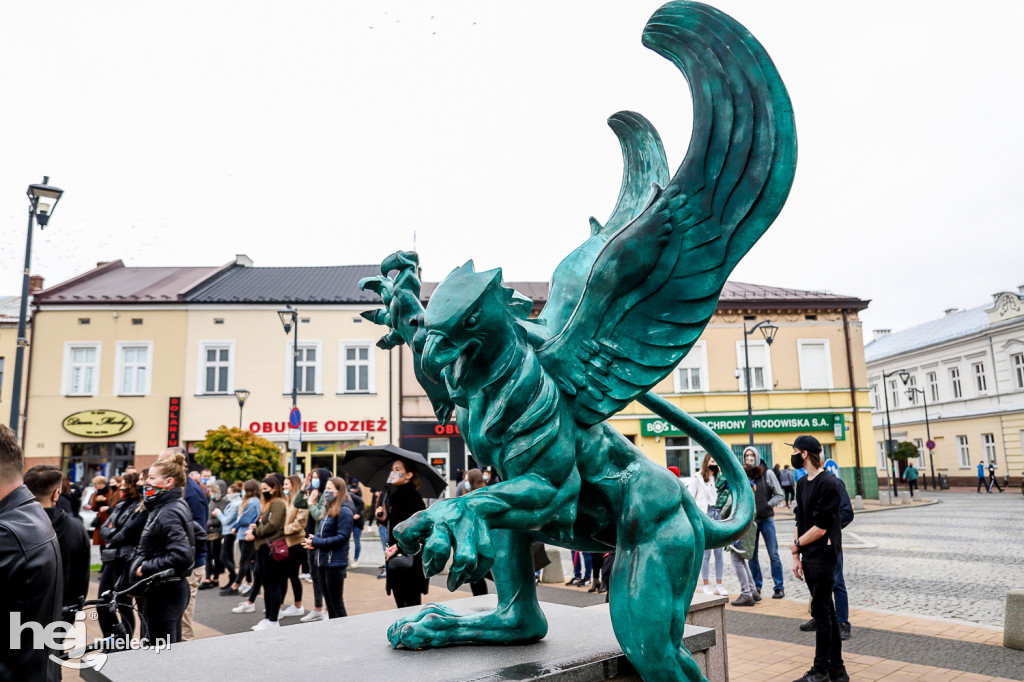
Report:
358,2,796,680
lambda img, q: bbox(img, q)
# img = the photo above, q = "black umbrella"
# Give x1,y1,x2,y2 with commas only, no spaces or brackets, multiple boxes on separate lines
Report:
340,444,448,499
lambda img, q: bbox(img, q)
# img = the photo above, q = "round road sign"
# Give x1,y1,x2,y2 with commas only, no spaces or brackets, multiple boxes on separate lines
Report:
289,407,301,428
926,439,935,450
824,459,840,477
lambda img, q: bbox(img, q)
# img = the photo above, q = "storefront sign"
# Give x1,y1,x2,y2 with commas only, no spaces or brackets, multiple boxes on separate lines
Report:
167,398,181,447
402,421,462,438
641,413,845,439
249,418,388,435
62,409,134,438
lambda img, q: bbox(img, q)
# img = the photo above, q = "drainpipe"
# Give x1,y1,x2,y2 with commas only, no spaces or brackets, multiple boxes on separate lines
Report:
842,309,864,497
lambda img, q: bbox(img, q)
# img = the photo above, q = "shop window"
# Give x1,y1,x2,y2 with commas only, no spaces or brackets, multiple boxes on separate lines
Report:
62,441,136,484
735,340,771,391
285,341,322,394
674,341,707,392
116,342,152,395
665,437,692,477
198,342,234,394
732,443,773,469
339,341,374,393
797,339,832,389
63,342,101,396
956,435,970,468
949,367,962,399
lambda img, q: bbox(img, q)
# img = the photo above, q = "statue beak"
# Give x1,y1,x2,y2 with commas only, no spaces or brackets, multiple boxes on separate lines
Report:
421,331,462,383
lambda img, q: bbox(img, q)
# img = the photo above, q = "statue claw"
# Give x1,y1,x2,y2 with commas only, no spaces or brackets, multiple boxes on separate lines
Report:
382,250,419,276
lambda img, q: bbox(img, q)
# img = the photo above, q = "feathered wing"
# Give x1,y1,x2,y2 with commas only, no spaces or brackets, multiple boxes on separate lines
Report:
537,1,797,426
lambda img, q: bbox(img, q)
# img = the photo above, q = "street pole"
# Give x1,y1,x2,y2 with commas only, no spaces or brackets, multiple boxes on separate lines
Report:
7,207,35,438
291,313,299,476
882,377,897,496
922,389,935,490
744,322,754,448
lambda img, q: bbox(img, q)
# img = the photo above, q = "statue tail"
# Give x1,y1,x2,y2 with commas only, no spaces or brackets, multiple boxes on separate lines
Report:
638,392,754,549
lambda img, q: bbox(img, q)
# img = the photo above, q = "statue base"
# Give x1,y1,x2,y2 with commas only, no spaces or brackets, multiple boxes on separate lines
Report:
81,596,717,681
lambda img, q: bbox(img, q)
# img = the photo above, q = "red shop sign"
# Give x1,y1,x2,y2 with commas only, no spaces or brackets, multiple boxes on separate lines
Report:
249,418,388,435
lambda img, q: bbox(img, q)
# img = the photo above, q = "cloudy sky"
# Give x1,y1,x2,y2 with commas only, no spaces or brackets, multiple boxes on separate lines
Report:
2,1,1022,337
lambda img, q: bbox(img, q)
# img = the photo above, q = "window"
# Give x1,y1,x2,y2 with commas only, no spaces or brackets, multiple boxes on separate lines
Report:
906,375,918,404
732,443,773,469
1014,354,1024,390
674,341,707,392
427,438,449,479
667,437,705,478
973,362,987,393
797,339,832,389
888,379,900,409
285,341,322,394
198,342,234,394
949,367,962,399
116,342,152,395
871,383,880,409
63,343,101,396
339,342,374,393
131,318,143,326
913,438,926,468
927,371,939,402
983,433,997,465
956,435,970,468
736,341,772,391
876,442,887,470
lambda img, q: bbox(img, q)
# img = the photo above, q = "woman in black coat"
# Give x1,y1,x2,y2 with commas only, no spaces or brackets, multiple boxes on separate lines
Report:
98,472,142,637
134,453,196,644
379,459,428,607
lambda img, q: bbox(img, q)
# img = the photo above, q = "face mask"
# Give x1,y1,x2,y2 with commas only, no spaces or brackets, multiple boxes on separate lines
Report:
284,489,291,496
483,475,490,483
323,490,336,503
386,471,402,485
311,479,320,489
464,482,471,491
142,483,169,502
791,453,805,469
708,464,719,474
262,491,272,501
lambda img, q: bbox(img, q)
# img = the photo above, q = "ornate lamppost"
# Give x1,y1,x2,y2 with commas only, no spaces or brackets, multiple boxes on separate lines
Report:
743,320,778,450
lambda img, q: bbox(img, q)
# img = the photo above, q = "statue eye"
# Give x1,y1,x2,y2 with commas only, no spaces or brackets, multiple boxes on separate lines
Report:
464,314,478,329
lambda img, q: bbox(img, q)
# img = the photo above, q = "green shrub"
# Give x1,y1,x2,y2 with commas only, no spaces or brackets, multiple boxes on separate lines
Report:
194,426,283,482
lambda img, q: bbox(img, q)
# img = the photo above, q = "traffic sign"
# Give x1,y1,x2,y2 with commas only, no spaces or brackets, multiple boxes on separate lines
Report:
824,459,840,477
926,439,935,450
288,427,301,452
289,407,301,429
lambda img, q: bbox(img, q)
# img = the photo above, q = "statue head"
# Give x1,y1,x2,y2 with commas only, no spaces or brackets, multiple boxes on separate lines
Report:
421,261,531,386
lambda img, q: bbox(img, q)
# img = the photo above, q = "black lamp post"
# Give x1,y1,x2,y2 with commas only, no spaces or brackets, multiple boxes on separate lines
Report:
234,389,250,430
881,368,910,497
277,306,299,474
8,177,64,438
906,385,935,491
743,320,778,449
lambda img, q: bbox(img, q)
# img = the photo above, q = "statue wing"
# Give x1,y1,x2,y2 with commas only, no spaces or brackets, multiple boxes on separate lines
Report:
537,1,797,427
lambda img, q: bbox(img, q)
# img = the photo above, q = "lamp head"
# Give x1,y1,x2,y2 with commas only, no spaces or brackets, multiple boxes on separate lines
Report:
27,177,64,228
277,306,297,334
234,389,250,407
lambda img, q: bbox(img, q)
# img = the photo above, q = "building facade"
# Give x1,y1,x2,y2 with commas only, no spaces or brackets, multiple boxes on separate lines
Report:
23,257,399,482
866,290,1024,488
401,281,877,498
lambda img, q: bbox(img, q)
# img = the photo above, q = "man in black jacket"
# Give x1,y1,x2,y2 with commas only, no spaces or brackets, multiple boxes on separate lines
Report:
0,426,63,682
25,465,91,610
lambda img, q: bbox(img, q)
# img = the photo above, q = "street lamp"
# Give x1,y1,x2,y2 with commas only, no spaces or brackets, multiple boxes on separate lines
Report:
8,177,64,438
277,305,299,474
906,385,935,491
234,389,250,430
743,320,778,449
881,368,910,497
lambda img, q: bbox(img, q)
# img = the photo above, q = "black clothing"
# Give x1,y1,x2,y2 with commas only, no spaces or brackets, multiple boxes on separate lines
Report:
220,533,238,584
782,485,795,506
205,536,223,580
283,544,304,603
45,506,91,608
384,483,428,601
751,471,774,520
256,544,286,621
318,565,348,617
794,473,843,560
0,486,63,682
237,538,256,584
97,559,136,639
349,488,365,529
56,494,74,516
137,490,196,578
140,579,189,644
805,553,843,674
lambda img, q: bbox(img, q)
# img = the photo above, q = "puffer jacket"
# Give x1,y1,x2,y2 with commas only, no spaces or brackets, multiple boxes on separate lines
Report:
311,504,353,568
136,489,197,578
283,501,309,548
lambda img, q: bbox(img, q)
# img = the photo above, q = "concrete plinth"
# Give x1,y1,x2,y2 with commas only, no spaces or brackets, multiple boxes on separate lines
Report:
900,491,912,505
853,495,864,510
1005,589,1024,650
81,596,716,682
540,547,565,584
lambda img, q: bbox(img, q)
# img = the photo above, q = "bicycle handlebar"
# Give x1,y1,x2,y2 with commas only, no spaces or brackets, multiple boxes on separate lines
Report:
62,568,177,617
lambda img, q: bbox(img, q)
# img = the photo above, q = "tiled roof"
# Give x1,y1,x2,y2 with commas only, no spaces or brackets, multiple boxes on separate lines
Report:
33,261,221,304
865,306,991,363
184,265,382,304
0,295,23,324
718,281,867,309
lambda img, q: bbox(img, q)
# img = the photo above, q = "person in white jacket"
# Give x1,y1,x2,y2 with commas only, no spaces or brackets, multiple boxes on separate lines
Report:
687,454,727,596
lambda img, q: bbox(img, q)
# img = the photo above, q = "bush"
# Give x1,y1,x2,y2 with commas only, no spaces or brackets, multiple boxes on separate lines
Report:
892,441,921,462
194,426,283,482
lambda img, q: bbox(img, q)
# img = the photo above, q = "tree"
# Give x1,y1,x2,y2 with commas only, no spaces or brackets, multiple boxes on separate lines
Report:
194,426,283,482
891,441,920,462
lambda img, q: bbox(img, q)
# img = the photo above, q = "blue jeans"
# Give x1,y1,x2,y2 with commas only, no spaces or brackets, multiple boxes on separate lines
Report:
834,552,848,624
572,551,593,580
748,518,785,593
351,526,362,561
378,525,388,554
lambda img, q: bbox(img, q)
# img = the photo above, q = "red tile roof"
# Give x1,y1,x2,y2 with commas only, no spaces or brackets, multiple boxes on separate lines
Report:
34,261,223,304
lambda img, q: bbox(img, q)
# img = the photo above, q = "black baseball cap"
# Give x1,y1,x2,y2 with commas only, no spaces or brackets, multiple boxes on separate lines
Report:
786,435,822,454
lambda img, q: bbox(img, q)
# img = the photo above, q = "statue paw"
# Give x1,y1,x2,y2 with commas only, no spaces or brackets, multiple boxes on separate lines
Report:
387,602,547,649
394,502,495,590
387,603,463,649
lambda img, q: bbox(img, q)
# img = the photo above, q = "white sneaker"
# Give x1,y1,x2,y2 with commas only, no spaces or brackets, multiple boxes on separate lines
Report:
299,572,311,581
239,583,252,595
232,601,256,614
251,619,280,631
350,559,360,568
702,584,714,595
715,585,729,596
300,609,326,622
280,605,305,618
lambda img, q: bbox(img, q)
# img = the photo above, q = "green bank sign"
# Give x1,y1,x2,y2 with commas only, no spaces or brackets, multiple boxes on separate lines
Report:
641,413,845,440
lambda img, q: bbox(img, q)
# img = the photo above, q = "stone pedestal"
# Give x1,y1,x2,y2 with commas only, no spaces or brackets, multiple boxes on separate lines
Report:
1005,589,1024,650
81,596,717,682
900,491,912,505
686,591,729,681
852,495,864,510
540,547,565,583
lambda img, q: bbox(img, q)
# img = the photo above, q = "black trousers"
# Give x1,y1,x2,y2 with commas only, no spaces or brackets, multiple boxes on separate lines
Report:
220,534,237,584
256,544,287,621
316,565,348,617
97,560,135,639
237,538,256,584
907,479,918,496
205,537,223,580
282,544,304,603
988,474,1003,492
783,486,795,505
392,581,423,608
141,579,189,645
804,552,843,674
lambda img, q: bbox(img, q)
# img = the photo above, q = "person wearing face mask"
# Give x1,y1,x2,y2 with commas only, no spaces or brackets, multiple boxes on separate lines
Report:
226,480,261,602
215,482,243,593
743,446,786,600
278,475,308,619
303,477,353,617
199,480,228,590
688,453,728,596
346,477,364,568
133,452,197,644
244,476,288,630
96,472,143,636
300,467,333,621
380,459,428,607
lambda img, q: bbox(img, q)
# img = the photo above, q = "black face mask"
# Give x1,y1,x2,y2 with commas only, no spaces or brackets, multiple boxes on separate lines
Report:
791,453,804,469
262,491,272,501
708,464,719,474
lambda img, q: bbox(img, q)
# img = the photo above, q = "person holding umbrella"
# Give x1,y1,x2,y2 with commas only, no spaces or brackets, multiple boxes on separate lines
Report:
379,459,429,607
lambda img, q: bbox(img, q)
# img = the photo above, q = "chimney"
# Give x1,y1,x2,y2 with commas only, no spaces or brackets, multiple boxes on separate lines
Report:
28,275,44,293
234,254,253,267
873,329,891,339
944,308,959,316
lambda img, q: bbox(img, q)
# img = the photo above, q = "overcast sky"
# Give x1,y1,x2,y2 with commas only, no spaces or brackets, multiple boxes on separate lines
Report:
2,1,1022,337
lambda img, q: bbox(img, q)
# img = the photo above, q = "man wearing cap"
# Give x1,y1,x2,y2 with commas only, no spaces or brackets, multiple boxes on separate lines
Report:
789,435,847,682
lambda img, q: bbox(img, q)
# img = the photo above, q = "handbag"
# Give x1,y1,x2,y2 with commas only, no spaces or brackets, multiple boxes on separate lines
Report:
269,538,290,562
387,554,415,571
